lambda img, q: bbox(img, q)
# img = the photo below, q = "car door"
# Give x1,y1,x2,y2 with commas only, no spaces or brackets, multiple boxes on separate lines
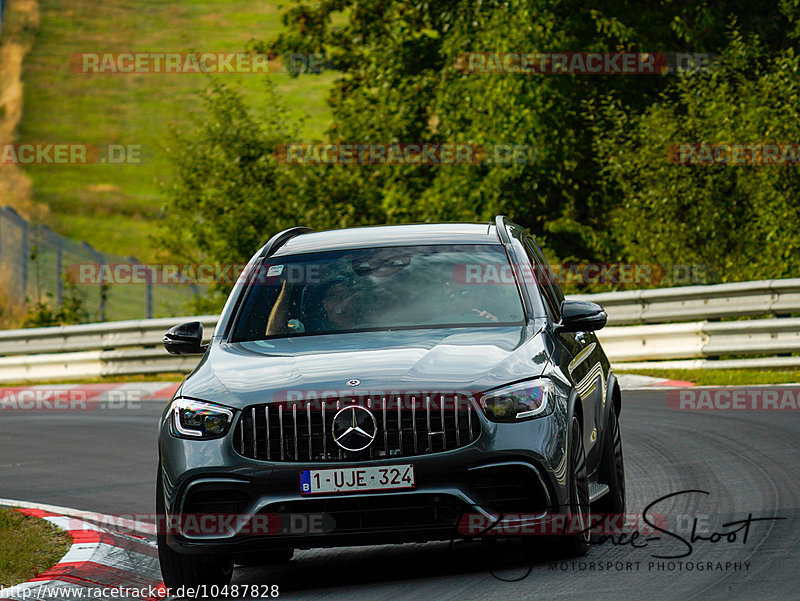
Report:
522,236,605,468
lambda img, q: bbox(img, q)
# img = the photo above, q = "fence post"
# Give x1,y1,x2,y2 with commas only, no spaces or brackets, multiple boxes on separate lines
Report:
20,217,29,301
0,207,31,302
146,266,153,319
83,242,106,320
39,224,64,306
128,255,152,319
56,244,64,306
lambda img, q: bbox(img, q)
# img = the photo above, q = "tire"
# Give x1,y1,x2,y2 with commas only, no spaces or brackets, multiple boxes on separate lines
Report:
552,415,591,557
593,406,626,520
234,549,294,567
524,415,590,558
156,469,234,589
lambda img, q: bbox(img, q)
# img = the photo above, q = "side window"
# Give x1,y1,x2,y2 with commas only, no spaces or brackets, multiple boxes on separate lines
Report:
523,236,562,320
531,237,565,305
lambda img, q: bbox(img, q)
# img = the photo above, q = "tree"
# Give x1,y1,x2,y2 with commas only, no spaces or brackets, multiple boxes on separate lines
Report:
159,1,800,305
268,0,799,263
595,29,800,282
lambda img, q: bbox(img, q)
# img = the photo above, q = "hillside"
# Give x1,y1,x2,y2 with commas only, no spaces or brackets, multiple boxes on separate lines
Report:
13,0,335,260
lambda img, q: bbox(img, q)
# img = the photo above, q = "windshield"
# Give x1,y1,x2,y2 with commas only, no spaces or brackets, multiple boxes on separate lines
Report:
231,244,526,341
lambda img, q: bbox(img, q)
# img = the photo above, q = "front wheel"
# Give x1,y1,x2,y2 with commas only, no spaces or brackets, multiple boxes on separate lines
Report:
156,469,234,589
593,406,626,518
553,415,591,557
524,415,590,558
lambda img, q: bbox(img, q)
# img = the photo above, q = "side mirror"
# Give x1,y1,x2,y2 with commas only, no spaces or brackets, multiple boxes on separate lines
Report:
163,322,208,355
555,300,607,333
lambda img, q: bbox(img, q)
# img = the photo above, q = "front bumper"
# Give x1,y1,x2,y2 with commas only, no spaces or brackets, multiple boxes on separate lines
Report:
159,407,570,555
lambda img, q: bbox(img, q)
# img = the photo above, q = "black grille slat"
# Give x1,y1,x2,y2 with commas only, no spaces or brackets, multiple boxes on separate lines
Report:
234,395,480,462
397,397,403,453
292,404,299,460
382,397,388,456
440,395,446,450
264,407,272,460
278,406,285,460
412,396,418,453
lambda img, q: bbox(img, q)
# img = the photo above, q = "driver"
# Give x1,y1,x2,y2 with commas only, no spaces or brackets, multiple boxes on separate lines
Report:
309,276,358,331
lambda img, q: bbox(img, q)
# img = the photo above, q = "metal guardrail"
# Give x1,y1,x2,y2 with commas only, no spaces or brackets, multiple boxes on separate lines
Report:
0,315,219,356
601,317,800,361
571,278,800,325
0,316,218,381
1,279,799,381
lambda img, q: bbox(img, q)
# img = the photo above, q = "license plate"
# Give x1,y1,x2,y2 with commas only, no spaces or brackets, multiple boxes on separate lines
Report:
300,464,415,495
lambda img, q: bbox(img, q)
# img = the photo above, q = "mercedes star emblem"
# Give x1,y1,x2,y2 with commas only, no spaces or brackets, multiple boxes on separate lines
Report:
332,405,378,452
347,379,360,387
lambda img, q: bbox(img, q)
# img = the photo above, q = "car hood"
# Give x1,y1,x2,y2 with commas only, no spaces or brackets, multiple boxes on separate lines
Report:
180,325,549,408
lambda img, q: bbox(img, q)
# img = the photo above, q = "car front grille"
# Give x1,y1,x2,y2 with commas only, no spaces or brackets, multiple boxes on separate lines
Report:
263,494,466,534
182,488,251,516
233,396,481,462
469,465,550,514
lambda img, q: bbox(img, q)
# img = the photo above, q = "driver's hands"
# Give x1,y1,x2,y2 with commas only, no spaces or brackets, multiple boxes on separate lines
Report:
288,319,305,333
471,308,499,322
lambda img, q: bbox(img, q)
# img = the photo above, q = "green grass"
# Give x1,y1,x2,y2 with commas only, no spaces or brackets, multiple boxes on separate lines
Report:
17,0,336,261
619,368,800,386
0,507,71,586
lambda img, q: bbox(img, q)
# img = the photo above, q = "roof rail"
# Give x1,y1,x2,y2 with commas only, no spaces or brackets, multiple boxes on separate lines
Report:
494,215,512,244
258,226,314,259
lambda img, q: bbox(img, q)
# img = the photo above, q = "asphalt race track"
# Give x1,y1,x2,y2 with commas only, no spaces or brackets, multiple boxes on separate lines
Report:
1,389,797,600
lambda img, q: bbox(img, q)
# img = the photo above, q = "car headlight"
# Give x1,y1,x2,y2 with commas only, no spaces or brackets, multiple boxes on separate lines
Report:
479,378,555,422
169,398,234,439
